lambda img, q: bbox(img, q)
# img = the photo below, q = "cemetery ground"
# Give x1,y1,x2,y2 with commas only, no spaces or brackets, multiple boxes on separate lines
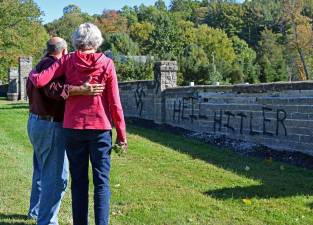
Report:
1,99,313,225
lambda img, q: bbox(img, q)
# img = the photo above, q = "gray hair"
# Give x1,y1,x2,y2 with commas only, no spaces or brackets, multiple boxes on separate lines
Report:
46,39,67,54
72,23,103,50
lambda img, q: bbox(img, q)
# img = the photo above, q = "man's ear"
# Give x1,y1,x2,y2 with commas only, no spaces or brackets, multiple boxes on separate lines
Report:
62,48,68,56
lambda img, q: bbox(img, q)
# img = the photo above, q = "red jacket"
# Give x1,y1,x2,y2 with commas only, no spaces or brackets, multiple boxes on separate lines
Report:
29,51,126,143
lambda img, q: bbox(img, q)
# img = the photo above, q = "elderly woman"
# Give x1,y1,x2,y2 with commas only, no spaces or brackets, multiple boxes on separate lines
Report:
29,23,127,225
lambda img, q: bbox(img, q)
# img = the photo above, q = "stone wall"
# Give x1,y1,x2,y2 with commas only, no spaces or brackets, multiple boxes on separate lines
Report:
120,61,313,155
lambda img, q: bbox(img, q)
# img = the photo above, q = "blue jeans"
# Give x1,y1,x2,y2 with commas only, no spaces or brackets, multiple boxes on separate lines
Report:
64,129,112,225
27,114,69,225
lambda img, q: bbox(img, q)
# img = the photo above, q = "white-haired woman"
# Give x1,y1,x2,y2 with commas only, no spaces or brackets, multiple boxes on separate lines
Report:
29,23,127,225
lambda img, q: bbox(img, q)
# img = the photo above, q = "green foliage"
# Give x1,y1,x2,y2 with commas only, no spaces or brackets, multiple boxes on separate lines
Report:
115,59,154,81
2,0,311,84
145,13,184,60
169,0,201,19
103,33,139,56
206,2,244,37
196,25,236,65
241,0,282,46
129,22,155,54
45,8,94,51
0,0,48,82
231,36,260,83
258,29,288,82
63,4,81,15
120,6,139,26
180,44,210,84
154,0,167,11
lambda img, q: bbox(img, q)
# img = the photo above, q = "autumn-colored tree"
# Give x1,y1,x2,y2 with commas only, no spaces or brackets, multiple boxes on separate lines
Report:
95,10,128,34
282,0,313,80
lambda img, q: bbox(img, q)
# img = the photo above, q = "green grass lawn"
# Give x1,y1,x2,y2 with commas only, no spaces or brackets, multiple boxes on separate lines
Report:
1,100,313,225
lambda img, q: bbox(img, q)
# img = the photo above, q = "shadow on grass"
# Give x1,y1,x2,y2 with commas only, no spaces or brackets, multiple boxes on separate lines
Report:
127,124,313,200
0,213,30,225
0,103,29,110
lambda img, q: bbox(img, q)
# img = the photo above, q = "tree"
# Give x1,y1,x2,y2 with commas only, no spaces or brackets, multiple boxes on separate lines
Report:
196,25,236,64
63,4,81,15
176,20,197,47
129,22,155,54
206,2,244,37
0,0,48,82
257,29,288,82
45,7,94,51
155,0,167,11
180,44,210,84
282,0,313,80
115,58,154,81
231,36,260,83
241,0,283,47
193,25,237,83
120,6,138,26
103,33,139,56
145,13,184,60
191,6,208,25
170,0,201,19
95,10,128,35
303,0,313,19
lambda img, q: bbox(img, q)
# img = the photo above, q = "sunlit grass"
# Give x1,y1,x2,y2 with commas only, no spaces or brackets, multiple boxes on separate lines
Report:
0,101,313,225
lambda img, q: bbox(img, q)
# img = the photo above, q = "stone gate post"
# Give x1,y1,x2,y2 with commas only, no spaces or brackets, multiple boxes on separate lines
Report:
7,68,19,101
19,56,32,100
153,61,178,124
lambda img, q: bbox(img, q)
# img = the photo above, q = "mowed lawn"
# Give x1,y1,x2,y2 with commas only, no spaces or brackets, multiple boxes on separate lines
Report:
1,100,313,225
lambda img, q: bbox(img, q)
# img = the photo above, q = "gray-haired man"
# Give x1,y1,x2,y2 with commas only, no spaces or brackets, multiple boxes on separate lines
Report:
27,37,104,224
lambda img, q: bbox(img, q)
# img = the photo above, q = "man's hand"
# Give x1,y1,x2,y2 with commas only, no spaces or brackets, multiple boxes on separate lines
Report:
69,82,105,96
82,82,105,95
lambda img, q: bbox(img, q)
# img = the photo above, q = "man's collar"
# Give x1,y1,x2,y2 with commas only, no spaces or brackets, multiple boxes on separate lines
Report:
45,53,58,60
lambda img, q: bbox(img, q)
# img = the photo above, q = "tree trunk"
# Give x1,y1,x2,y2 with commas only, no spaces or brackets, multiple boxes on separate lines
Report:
297,47,310,80
293,21,310,80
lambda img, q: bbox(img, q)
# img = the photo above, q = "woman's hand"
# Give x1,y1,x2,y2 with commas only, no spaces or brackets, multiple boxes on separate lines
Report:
113,141,128,156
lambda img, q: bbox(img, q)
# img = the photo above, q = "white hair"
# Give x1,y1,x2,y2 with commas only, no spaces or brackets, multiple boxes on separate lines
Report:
72,23,103,50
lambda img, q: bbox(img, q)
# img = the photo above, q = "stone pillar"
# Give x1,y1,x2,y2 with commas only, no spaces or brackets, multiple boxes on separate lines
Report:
8,68,19,82
153,61,178,124
7,68,19,101
19,56,32,100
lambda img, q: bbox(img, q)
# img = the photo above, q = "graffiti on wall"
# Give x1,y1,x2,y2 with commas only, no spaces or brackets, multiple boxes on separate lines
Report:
134,83,146,116
172,96,288,137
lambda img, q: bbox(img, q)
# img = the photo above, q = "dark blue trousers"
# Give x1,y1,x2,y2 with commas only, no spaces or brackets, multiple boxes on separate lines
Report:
64,129,112,225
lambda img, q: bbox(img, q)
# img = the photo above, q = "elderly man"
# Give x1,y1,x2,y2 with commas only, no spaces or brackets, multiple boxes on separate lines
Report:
27,37,104,225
